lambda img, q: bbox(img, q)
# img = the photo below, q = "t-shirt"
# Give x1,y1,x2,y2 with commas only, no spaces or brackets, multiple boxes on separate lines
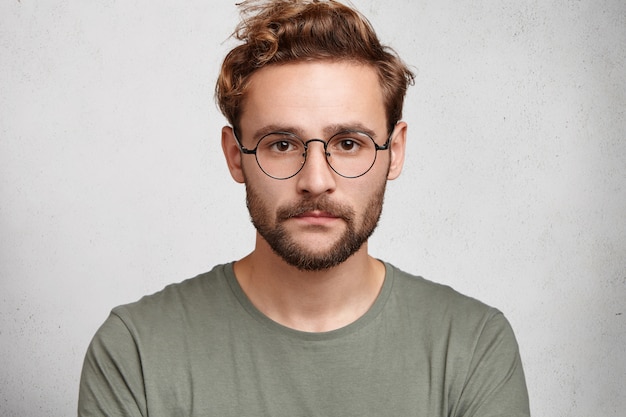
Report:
78,262,530,417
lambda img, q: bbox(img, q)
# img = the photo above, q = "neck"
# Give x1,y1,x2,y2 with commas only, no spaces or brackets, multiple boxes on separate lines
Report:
233,233,385,332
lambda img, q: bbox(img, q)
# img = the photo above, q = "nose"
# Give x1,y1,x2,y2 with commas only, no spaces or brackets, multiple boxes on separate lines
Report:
296,140,336,196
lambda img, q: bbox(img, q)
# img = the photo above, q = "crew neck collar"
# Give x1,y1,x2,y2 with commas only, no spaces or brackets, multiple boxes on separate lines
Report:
224,261,395,341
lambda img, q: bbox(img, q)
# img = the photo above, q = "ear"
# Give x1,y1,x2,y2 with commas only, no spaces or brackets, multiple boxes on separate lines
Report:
221,126,245,184
387,121,407,180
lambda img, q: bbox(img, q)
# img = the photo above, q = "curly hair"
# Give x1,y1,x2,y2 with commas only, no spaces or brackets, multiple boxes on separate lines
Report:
215,0,415,133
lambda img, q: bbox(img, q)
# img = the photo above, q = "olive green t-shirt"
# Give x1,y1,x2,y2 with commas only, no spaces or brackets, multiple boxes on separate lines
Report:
78,262,529,416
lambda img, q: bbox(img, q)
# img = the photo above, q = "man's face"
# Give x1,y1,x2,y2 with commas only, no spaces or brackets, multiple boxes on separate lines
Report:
225,61,405,271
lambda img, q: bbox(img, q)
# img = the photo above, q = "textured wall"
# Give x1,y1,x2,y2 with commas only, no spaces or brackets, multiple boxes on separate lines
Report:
1,1,624,416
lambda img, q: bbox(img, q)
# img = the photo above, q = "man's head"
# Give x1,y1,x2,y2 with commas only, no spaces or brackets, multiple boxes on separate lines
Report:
217,1,414,271
216,0,414,134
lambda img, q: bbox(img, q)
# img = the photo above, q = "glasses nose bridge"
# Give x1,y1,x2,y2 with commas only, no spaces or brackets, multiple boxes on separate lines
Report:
303,138,330,157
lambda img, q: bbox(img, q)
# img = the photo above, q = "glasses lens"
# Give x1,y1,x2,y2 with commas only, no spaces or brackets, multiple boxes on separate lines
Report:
326,131,377,178
256,133,306,179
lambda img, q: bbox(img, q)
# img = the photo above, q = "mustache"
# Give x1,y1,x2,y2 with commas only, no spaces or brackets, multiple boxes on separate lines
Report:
276,198,355,222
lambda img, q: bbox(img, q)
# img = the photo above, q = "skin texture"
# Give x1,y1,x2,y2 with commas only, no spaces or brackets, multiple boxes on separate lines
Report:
221,61,407,332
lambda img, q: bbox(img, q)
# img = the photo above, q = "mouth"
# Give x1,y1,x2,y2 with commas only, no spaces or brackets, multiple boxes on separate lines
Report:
294,210,338,219
291,210,341,226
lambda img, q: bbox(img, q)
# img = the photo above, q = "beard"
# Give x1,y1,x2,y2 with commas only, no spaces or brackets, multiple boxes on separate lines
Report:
245,184,387,271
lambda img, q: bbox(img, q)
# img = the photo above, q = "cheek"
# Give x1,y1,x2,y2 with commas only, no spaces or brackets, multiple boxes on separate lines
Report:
347,176,387,209
240,157,258,182
244,171,288,208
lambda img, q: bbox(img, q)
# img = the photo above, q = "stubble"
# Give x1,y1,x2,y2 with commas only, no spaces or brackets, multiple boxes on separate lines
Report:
245,184,386,271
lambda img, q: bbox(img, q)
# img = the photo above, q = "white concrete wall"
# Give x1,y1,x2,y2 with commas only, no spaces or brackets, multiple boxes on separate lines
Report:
1,1,624,416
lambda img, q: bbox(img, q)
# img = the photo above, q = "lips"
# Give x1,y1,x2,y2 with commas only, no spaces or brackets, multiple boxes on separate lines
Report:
294,210,338,219
291,211,341,227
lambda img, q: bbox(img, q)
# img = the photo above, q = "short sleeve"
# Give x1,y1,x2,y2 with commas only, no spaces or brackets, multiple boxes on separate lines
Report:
454,312,530,417
78,312,147,417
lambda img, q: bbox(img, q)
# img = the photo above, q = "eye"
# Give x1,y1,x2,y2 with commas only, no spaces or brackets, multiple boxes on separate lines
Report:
337,139,359,151
329,132,369,154
260,133,303,155
272,140,294,152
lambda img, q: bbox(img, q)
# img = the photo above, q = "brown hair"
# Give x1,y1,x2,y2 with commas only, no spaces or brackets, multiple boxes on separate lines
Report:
215,0,415,133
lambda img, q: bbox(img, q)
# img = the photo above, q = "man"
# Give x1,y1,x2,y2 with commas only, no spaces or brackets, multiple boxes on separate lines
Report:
78,1,530,416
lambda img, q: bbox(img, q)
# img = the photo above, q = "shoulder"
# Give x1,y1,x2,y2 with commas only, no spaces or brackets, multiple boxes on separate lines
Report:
109,263,236,337
384,263,512,343
382,264,526,398
387,263,495,315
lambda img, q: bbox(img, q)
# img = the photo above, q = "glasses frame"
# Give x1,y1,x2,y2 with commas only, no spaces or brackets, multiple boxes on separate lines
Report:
233,128,393,180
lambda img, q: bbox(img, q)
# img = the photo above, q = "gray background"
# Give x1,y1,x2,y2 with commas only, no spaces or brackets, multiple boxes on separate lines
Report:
1,0,624,416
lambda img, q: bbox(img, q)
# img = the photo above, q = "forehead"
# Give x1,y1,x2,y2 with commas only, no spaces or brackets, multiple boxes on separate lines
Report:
239,61,387,136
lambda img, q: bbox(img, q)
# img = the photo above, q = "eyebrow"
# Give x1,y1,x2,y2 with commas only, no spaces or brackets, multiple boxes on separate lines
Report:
251,122,379,141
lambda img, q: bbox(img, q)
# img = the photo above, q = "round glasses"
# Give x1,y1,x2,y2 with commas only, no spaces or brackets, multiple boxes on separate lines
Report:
234,129,392,180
